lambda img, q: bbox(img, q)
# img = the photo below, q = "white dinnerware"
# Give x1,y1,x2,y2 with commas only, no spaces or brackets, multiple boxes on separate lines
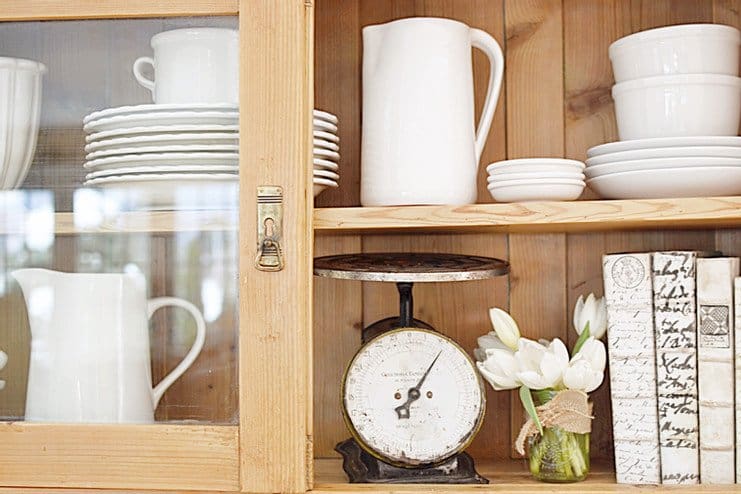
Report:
84,151,238,171
84,110,239,133
609,24,741,82
83,103,238,125
313,119,338,133
487,171,584,182
585,156,741,178
314,130,339,143
133,28,238,104
585,145,741,166
313,138,340,152
486,158,585,175
85,132,239,153
487,178,585,202
313,109,339,124
313,158,339,171
361,17,504,206
612,74,741,140
86,124,239,143
587,166,741,199
587,136,741,157
313,169,340,181
313,148,340,161
85,164,239,180
86,143,239,160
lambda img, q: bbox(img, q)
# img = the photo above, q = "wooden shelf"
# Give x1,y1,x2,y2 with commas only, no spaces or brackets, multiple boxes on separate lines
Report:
312,458,740,493
313,196,741,234
0,0,237,21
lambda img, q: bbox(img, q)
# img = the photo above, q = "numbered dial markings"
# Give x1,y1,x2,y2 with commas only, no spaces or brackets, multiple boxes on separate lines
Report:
342,328,485,466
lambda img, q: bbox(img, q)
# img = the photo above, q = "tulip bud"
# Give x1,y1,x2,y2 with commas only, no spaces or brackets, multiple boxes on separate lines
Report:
573,293,607,340
488,308,521,351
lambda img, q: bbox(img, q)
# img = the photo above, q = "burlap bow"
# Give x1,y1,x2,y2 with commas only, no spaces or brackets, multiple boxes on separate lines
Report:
515,389,594,455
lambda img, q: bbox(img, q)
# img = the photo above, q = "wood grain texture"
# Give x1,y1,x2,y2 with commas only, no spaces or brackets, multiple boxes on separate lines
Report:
0,0,237,20
240,0,314,492
0,423,238,490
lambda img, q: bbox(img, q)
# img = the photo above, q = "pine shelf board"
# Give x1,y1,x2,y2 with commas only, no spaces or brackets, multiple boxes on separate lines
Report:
312,458,740,493
0,0,237,21
313,196,741,234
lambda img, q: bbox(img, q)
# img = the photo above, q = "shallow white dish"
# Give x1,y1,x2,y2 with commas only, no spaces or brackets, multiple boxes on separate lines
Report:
487,178,585,202
85,132,239,153
87,143,239,160
313,148,340,161
587,166,741,199
83,103,239,125
313,119,338,133
313,158,339,171
587,136,741,157
84,111,239,133
586,156,741,178
313,130,339,143
313,109,338,124
488,171,584,182
86,124,239,143
486,158,585,174
84,152,238,171
313,177,338,187
586,145,741,166
313,169,340,181
85,164,239,180
609,24,740,82
313,138,340,152
612,74,741,140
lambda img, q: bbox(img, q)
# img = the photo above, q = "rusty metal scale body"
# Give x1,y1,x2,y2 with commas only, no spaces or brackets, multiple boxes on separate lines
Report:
313,253,509,484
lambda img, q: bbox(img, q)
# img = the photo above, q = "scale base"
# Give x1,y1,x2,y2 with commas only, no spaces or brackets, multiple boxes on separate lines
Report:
335,438,489,484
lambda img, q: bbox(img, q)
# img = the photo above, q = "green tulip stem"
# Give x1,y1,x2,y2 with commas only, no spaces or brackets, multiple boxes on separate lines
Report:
572,322,591,355
519,386,543,435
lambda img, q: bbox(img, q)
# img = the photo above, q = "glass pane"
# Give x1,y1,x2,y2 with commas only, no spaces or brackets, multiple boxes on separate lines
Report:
0,17,239,424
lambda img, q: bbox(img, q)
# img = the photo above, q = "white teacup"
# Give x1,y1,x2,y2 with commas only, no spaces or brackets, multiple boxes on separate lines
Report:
133,28,238,105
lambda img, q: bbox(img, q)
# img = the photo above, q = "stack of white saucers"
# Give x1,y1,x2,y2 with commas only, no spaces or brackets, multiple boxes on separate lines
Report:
586,136,741,199
313,109,340,197
486,158,586,202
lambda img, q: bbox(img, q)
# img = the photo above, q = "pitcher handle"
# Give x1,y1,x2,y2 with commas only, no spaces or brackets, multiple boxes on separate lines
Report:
470,28,504,164
147,297,206,408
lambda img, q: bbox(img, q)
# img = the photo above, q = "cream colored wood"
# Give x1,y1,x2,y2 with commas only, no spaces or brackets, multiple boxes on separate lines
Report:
0,1,237,21
239,0,314,492
0,423,238,490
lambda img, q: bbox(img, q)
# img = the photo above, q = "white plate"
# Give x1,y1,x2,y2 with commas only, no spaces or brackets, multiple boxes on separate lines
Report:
84,111,239,133
313,119,338,133
587,136,741,158
86,124,239,143
586,156,741,178
486,158,585,174
314,177,338,187
487,179,585,202
313,138,340,152
488,171,585,182
83,103,239,125
587,166,741,199
314,130,339,143
586,145,741,166
313,158,339,171
313,109,338,124
313,148,340,161
85,132,239,153
313,169,339,181
87,143,239,160
84,173,239,211
85,164,239,180
85,152,238,171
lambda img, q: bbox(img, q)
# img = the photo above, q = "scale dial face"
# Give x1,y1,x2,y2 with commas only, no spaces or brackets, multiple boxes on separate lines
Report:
342,328,485,467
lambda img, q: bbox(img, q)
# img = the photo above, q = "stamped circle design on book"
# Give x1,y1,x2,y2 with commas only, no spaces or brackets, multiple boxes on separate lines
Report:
611,255,646,289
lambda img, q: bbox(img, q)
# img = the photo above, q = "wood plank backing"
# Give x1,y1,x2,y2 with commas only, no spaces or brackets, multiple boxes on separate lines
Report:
240,0,314,492
0,0,237,20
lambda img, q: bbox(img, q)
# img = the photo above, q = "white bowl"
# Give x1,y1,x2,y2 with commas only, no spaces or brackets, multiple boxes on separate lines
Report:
0,57,46,189
612,74,741,140
486,158,584,175
587,136,741,157
585,145,741,166
313,169,339,181
487,178,585,202
585,156,741,178
488,171,584,182
609,24,741,82
587,166,741,199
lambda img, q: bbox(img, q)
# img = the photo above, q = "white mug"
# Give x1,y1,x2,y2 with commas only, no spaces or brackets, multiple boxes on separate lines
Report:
133,28,238,105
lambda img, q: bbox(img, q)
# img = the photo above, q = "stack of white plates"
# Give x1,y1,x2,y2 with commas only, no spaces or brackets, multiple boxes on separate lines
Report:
486,158,586,202
586,136,741,199
313,109,339,197
82,103,239,209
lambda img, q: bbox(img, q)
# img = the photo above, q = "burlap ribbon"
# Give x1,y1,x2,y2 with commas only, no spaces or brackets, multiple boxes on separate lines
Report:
515,389,594,455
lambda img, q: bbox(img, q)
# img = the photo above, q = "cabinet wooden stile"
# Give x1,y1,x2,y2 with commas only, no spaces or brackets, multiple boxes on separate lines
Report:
0,0,739,493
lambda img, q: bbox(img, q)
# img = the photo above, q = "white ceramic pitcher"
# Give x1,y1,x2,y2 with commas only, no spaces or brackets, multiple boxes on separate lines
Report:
13,268,206,423
361,17,504,206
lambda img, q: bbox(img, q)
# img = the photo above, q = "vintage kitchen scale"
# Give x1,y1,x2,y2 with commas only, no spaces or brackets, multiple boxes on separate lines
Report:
313,253,510,484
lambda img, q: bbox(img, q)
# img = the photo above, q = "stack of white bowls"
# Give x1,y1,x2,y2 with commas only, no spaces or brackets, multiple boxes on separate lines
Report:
587,24,741,199
486,158,585,202
313,109,340,197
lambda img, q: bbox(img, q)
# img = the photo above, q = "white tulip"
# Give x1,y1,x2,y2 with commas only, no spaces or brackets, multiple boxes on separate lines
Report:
476,347,520,390
573,293,607,339
489,307,521,351
514,338,569,390
473,332,511,362
0,350,6,391
563,337,606,392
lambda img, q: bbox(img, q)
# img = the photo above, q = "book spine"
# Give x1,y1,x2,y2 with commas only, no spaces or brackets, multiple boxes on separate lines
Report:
652,252,699,485
603,253,661,485
696,257,738,484
735,277,741,483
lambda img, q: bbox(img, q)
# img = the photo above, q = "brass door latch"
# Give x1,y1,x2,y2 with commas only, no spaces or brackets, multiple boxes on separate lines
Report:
255,186,284,271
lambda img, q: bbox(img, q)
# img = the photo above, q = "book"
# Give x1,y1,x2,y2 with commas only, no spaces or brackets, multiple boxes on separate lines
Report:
651,252,699,485
696,257,738,484
603,253,661,484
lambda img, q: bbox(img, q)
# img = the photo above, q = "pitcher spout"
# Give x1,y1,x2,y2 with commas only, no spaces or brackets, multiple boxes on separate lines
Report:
11,268,58,296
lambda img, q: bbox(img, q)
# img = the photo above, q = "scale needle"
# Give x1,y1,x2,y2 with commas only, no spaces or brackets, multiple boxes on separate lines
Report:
394,350,442,419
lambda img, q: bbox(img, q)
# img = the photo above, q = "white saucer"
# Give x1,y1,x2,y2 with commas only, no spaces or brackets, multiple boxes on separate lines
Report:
85,164,239,180
586,146,741,166
87,143,239,160
85,132,239,153
313,119,338,133
85,152,238,171
84,111,239,133
313,148,340,161
313,130,339,143
486,158,585,174
86,124,239,143
488,171,584,182
313,177,339,187
587,166,741,199
313,109,338,124
313,169,339,181
313,158,339,171
586,156,741,178
313,138,340,152
587,136,741,158
84,103,239,125
487,178,585,202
